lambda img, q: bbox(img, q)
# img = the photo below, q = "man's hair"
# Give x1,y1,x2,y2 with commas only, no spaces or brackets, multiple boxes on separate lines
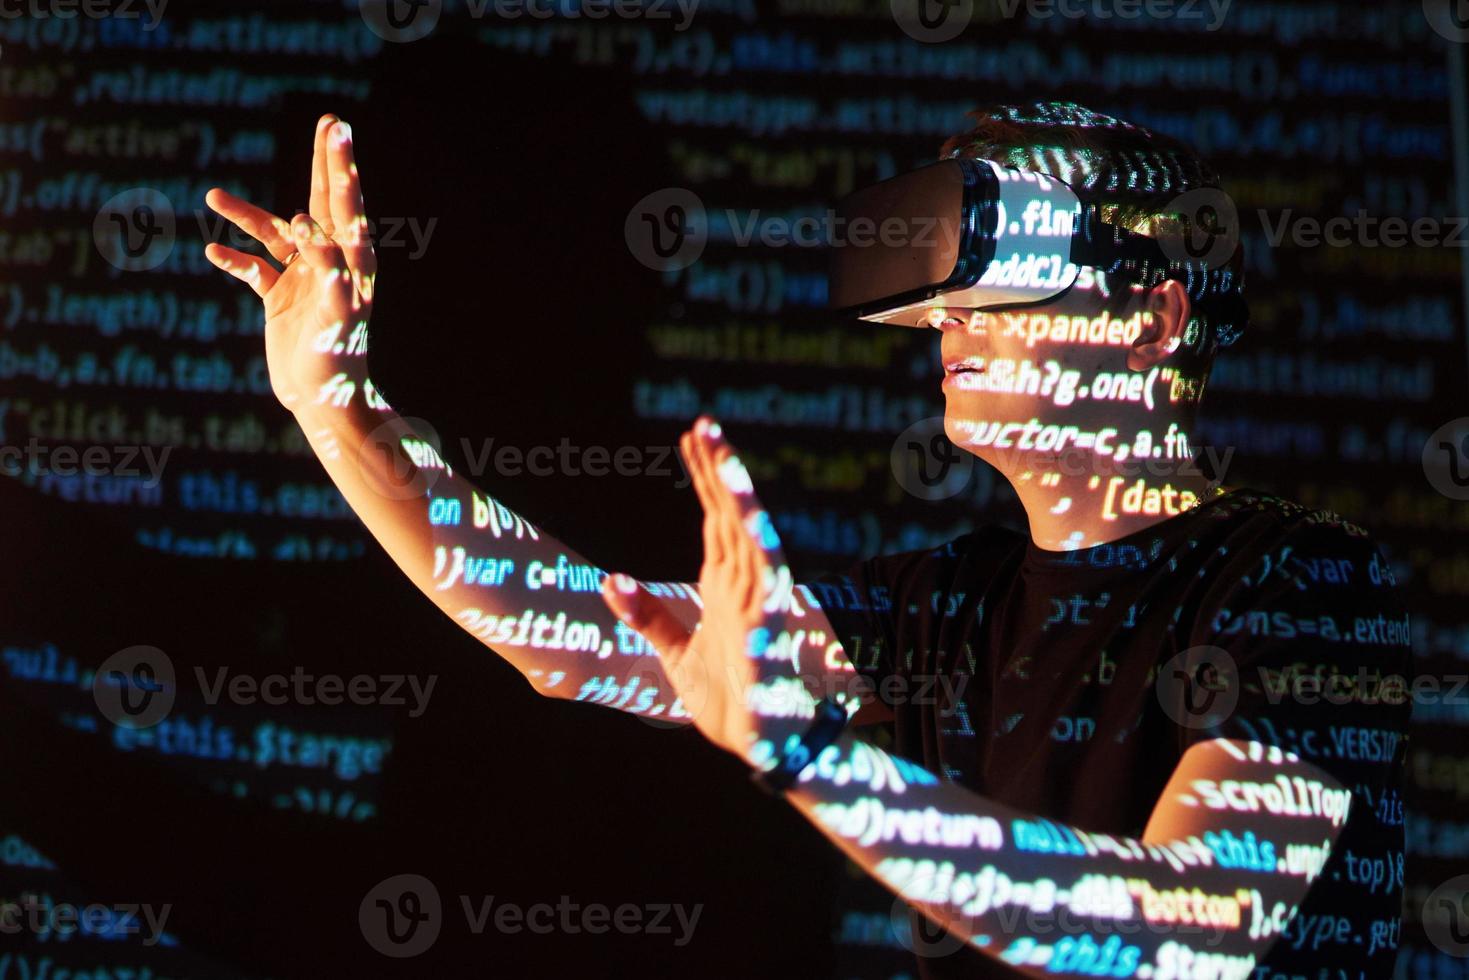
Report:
939,101,1246,391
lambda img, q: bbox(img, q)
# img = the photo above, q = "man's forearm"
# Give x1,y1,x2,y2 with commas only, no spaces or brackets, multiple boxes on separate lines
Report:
291,395,701,719
768,731,1349,977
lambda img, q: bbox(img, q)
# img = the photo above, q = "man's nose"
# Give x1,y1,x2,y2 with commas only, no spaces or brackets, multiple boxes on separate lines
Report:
925,309,987,333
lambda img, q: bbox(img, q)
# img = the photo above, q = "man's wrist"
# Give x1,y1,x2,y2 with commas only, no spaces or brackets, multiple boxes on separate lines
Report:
748,696,849,793
294,385,389,441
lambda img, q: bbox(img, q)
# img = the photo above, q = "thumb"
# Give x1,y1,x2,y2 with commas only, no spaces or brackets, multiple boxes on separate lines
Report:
602,573,692,655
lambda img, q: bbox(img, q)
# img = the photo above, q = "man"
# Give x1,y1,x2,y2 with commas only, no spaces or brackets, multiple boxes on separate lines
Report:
206,102,1410,977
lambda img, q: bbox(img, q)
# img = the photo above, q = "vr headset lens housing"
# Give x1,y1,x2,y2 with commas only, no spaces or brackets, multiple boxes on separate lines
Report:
829,158,1084,327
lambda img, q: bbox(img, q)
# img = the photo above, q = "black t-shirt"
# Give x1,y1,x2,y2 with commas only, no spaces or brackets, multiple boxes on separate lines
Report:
813,489,1410,978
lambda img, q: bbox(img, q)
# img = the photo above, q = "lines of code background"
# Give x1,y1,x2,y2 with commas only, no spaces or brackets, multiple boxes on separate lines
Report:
0,0,1464,977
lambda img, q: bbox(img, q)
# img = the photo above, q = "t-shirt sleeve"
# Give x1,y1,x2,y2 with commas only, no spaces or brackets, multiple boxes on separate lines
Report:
1177,519,1411,969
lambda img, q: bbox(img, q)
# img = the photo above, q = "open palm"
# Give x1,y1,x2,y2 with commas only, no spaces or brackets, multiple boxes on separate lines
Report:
204,113,376,413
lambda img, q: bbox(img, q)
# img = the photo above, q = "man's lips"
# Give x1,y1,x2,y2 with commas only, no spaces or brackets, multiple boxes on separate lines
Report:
943,357,986,376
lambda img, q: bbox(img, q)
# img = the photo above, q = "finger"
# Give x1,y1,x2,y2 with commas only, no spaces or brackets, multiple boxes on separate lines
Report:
696,417,775,555
289,213,348,276
204,243,278,298
683,428,724,567
310,113,339,236
723,466,764,612
205,189,297,264
324,119,378,299
687,420,761,617
700,422,792,616
324,121,370,251
602,573,692,654
702,420,780,561
703,435,751,592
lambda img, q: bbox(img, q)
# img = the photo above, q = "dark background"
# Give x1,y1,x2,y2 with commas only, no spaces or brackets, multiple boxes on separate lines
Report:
1,1,1465,977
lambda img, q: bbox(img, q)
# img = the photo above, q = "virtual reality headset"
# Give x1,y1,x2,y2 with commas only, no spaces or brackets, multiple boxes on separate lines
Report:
828,157,1244,328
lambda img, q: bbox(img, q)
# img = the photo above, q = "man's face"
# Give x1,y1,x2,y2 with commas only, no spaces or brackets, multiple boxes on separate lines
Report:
931,270,1193,483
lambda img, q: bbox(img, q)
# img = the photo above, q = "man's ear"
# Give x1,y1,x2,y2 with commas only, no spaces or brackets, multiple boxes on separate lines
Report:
1127,279,1191,371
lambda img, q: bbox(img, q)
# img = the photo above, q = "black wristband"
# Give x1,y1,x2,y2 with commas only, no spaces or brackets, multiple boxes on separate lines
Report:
751,697,848,796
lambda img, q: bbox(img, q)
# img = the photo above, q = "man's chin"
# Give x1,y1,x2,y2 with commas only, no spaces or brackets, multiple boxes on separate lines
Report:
942,411,1052,477
942,413,996,465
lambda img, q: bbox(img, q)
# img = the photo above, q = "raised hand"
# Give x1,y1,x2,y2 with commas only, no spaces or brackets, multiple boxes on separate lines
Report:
602,417,837,763
204,113,377,414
